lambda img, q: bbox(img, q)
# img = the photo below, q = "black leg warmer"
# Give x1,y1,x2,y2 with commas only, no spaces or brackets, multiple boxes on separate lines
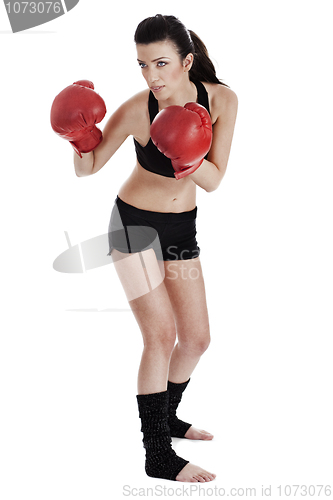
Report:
136,390,189,480
167,379,192,438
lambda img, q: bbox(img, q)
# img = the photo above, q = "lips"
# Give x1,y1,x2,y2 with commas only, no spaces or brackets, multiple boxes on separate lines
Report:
150,86,165,92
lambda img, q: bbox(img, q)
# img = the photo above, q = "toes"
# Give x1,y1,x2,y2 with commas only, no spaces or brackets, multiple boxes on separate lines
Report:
200,475,210,481
201,430,214,437
203,434,214,440
198,429,214,439
176,464,216,483
203,474,215,481
196,471,215,482
202,470,216,481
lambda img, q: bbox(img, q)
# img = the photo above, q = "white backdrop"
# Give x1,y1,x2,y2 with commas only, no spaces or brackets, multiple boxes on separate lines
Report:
1,1,332,498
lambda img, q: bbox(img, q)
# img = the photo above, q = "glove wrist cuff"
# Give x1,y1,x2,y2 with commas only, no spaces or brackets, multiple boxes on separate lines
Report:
70,126,103,155
173,159,203,180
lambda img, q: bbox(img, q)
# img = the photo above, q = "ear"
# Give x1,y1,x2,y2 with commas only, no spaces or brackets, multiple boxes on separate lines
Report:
183,53,194,72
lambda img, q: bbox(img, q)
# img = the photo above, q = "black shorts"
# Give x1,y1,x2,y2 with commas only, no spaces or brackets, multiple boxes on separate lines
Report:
107,196,200,261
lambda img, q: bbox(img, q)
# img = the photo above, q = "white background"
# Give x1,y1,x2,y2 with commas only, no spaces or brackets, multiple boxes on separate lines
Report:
1,0,332,498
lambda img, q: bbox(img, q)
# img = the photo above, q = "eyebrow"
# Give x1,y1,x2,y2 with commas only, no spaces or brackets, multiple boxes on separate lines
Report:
137,57,171,63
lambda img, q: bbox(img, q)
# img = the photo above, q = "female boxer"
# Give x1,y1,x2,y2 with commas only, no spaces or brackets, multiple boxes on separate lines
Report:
52,14,238,482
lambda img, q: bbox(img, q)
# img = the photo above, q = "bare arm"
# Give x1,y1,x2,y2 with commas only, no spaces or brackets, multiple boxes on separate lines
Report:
189,86,238,192
74,92,146,177
73,150,94,177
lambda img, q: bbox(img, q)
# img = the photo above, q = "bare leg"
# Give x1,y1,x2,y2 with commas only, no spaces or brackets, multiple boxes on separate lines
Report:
112,249,216,481
164,258,214,441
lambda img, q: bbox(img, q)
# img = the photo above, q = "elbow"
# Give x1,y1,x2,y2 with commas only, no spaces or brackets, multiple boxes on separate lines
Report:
73,151,95,177
75,169,87,177
74,165,94,177
204,162,227,192
204,171,225,192
204,182,220,193
190,161,225,192
204,185,218,193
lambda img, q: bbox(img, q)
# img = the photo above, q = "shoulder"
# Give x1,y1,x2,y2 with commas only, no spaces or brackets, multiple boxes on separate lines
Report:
107,88,150,138
115,88,150,121
202,82,238,124
123,88,150,110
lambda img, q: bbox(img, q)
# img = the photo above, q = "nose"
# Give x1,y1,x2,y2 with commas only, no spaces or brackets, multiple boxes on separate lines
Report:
146,67,159,86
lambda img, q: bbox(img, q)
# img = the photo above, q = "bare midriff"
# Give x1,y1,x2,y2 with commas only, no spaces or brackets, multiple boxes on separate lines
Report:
117,161,197,213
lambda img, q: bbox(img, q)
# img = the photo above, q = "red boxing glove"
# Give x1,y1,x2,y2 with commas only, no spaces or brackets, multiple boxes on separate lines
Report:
150,102,212,179
50,80,107,158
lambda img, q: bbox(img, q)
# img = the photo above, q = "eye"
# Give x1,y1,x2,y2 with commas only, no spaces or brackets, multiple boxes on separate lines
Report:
138,62,147,69
157,61,167,67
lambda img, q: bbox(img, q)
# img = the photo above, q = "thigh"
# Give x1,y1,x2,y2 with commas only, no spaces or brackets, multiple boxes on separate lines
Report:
111,248,176,342
111,247,165,302
163,257,210,341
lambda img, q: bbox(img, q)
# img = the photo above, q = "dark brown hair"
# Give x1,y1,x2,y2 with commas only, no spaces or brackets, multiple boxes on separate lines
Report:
134,14,229,87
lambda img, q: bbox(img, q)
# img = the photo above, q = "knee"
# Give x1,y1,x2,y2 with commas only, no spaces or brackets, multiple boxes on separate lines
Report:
179,329,211,357
194,334,211,356
143,326,177,356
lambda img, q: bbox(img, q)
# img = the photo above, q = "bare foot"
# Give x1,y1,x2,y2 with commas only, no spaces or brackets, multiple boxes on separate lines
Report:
176,462,216,482
184,426,214,440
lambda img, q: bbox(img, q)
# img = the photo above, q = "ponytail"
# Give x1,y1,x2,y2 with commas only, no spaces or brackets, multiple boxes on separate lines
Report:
135,15,229,87
189,30,229,87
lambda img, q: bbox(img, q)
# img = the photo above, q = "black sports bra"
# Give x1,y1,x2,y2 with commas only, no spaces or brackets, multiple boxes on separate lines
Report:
134,80,211,178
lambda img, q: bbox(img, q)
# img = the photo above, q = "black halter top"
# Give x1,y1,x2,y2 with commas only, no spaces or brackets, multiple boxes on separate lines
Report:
134,80,210,178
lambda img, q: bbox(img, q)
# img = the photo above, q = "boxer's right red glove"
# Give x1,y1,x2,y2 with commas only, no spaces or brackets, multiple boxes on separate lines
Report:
51,80,107,157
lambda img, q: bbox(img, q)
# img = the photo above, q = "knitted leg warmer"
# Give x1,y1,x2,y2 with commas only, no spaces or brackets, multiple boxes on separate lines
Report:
167,378,192,438
136,390,189,480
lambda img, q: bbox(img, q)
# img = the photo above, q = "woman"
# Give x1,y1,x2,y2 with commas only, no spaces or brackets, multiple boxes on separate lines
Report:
73,15,238,482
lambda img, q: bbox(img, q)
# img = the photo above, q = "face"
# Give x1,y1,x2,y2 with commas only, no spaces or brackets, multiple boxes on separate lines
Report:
136,40,193,99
